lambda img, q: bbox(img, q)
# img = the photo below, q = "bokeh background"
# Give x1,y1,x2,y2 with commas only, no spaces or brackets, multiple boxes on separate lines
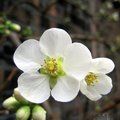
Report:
0,0,120,120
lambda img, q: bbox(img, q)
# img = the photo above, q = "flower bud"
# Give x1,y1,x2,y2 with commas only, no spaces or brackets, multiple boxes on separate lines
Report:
3,97,20,111
4,29,11,35
13,88,29,105
111,12,119,22
10,23,21,31
0,25,5,34
16,106,30,120
5,20,12,26
32,105,46,120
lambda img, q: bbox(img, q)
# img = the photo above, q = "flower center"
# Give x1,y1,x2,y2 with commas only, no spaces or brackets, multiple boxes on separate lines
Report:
39,57,65,88
85,72,98,86
42,58,58,76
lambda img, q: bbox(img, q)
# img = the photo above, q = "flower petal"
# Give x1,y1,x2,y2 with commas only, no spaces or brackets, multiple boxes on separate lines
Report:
51,75,80,102
91,58,115,74
14,40,45,73
18,73,50,103
93,74,113,95
80,80,102,101
39,28,72,57
63,43,92,80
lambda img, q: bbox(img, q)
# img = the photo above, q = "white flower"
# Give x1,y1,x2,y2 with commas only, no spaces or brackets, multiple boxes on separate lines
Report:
13,28,92,103
80,58,115,101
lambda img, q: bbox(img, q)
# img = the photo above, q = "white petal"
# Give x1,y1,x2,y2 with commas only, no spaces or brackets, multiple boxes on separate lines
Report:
18,73,50,103
93,74,113,95
63,43,92,80
14,40,45,73
51,75,80,102
91,58,115,74
80,80,102,101
39,28,72,57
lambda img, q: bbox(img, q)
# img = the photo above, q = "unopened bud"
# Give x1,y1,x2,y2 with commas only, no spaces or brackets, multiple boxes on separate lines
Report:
16,106,30,120
10,23,21,31
3,97,20,111
0,25,5,34
111,12,119,22
5,20,12,26
4,29,11,35
32,105,46,120
14,88,29,105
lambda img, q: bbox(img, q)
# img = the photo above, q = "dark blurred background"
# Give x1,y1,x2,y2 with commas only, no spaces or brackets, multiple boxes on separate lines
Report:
0,0,120,120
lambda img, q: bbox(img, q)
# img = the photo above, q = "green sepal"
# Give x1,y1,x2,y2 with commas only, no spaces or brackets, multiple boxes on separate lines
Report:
49,76,58,89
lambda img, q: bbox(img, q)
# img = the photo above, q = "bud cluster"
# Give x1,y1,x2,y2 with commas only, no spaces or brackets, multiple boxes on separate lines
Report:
3,88,46,120
0,18,21,35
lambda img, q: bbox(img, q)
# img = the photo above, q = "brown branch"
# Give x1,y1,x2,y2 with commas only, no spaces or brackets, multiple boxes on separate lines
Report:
0,68,18,94
43,1,57,14
43,101,60,120
99,97,120,113
9,32,21,46
71,34,101,41
0,109,9,115
43,101,53,116
86,96,120,120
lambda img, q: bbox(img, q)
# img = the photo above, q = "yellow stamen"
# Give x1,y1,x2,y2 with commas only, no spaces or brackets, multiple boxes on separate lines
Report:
39,57,65,88
85,72,98,86
43,58,58,75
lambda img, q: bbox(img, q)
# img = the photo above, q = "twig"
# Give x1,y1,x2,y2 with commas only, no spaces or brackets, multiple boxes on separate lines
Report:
99,97,120,113
0,68,18,94
9,32,21,46
86,96,120,120
0,109,9,115
43,101,53,116
43,1,57,14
